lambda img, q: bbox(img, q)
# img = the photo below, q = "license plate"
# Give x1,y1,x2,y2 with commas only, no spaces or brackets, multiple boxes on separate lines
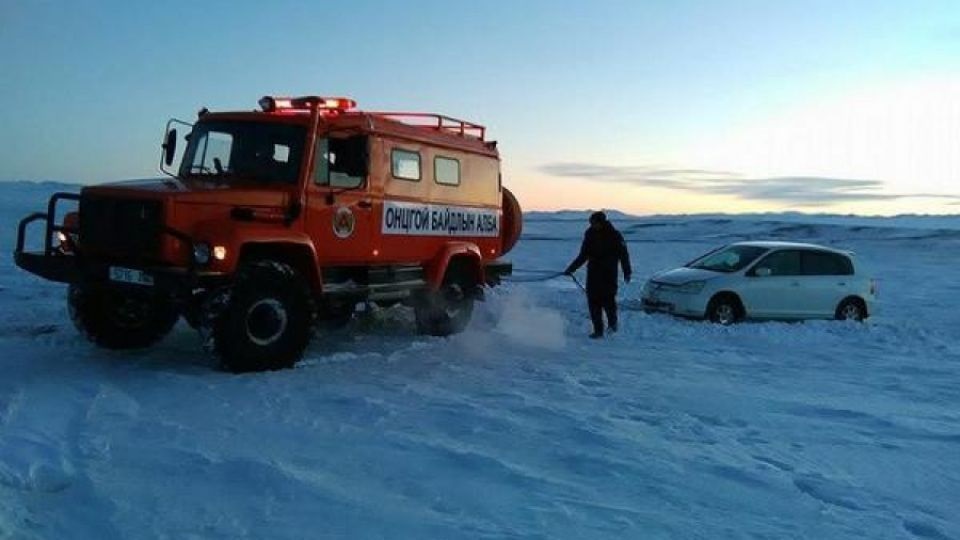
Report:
109,266,154,286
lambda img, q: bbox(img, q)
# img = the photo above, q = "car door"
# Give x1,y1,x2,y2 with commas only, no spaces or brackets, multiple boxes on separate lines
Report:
305,135,375,265
739,250,805,319
801,250,854,318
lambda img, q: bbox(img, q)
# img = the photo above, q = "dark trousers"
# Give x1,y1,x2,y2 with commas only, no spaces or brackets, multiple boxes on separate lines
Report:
588,293,618,334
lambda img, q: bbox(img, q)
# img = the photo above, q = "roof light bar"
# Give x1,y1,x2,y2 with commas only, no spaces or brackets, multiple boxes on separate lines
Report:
258,95,357,112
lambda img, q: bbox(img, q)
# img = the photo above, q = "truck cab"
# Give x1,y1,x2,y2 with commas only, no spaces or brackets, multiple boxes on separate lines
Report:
14,95,522,372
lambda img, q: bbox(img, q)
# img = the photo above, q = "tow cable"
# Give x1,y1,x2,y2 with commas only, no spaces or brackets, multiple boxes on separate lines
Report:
504,269,586,292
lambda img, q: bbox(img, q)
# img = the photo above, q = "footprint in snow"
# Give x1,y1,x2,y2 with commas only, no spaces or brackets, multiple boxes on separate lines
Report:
0,324,59,338
751,454,794,472
792,473,865,511
0,437,74,493
902,520,953,540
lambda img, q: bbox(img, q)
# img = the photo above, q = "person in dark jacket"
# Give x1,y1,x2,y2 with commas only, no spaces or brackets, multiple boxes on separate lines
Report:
564,211,632,338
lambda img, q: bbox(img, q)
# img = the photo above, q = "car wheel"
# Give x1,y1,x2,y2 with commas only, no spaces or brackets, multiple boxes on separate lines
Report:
706,294,742,325
835,297,867,322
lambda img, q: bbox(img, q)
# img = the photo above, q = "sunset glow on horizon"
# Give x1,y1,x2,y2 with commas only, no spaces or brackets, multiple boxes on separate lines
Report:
2,1,958,216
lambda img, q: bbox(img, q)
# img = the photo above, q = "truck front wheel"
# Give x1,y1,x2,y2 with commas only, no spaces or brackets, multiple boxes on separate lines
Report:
204,261,313,373
68,283,178,350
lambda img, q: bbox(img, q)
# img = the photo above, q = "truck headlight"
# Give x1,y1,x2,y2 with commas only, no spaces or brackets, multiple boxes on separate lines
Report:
193,242,211,265
676,280,706,294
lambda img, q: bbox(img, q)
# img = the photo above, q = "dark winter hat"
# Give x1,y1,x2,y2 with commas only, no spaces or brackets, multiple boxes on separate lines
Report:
589,211,607,224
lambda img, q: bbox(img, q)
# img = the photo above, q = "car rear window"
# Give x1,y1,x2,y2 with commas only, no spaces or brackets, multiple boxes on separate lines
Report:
802,251,853,275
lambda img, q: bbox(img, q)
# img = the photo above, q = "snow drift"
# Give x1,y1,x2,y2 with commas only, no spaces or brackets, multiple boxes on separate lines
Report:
1,182,958,539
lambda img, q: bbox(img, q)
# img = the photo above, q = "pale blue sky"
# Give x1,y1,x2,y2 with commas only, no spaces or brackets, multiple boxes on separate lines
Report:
2,1,959,214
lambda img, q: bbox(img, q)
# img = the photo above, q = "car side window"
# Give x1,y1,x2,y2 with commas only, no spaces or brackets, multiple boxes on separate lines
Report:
803,251,853,275
753,250,802,276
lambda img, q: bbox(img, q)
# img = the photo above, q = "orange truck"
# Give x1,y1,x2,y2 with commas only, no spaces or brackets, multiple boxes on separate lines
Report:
14,95,523,372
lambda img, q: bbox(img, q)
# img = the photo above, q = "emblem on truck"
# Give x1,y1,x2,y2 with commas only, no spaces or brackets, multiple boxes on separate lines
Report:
333,205,356,238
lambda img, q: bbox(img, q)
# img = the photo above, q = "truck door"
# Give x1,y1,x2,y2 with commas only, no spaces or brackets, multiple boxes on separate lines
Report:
305,135,375,264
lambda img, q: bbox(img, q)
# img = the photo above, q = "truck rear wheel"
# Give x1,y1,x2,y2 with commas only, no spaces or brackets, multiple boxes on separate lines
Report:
205,261,313,373
68,283,178,350
316,300,355,330
414,260,477,336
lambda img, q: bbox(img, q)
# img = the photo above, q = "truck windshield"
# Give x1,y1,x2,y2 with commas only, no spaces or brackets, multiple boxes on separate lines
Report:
686,245,769,273
179,121,307,185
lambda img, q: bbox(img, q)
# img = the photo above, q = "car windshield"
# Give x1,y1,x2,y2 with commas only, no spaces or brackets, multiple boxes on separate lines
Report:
687,245,770,273
179,121,307,185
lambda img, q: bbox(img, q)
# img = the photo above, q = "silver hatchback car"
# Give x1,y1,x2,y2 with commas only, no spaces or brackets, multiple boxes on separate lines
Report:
641,241,876,324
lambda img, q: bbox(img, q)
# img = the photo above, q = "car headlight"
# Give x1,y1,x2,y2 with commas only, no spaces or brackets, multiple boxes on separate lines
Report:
192,242,211,265
676,280,706,294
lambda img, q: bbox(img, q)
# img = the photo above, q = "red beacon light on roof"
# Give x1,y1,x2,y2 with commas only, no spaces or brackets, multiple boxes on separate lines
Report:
258,95,357,113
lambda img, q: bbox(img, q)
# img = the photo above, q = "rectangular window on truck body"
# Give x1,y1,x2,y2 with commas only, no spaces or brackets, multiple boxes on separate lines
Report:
314,135,368,189
434,156,461,186
391,149,421,181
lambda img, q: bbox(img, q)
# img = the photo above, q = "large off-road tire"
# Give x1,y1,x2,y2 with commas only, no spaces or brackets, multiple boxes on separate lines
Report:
706,293,744,325
835,297,867,322
204,261,314,373
68,283,178,349
414,260,477,337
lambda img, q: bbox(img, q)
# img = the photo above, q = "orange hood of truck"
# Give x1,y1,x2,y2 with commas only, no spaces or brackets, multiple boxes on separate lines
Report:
81,178,294,208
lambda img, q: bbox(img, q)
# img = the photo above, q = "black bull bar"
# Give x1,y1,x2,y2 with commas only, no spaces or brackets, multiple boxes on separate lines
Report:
14,192,81,283
13,192,216,292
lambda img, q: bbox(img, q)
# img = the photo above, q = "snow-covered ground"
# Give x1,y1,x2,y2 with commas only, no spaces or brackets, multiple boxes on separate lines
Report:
1,182,959,539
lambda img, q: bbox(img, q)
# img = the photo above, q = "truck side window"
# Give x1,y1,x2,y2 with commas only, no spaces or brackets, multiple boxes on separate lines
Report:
434,156,460,186
189,131,233,174
314,136,367,188
391,149,421,181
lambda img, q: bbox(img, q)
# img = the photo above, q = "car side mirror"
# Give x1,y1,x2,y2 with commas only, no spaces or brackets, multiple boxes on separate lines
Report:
162,128,178,166
754,267,772,277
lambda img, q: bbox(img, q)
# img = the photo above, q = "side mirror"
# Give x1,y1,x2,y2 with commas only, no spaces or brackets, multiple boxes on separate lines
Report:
162,128,178,166
754,267,772,277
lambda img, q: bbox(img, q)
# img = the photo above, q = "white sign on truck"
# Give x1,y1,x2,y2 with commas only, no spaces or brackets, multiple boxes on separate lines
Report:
382,200,499,237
